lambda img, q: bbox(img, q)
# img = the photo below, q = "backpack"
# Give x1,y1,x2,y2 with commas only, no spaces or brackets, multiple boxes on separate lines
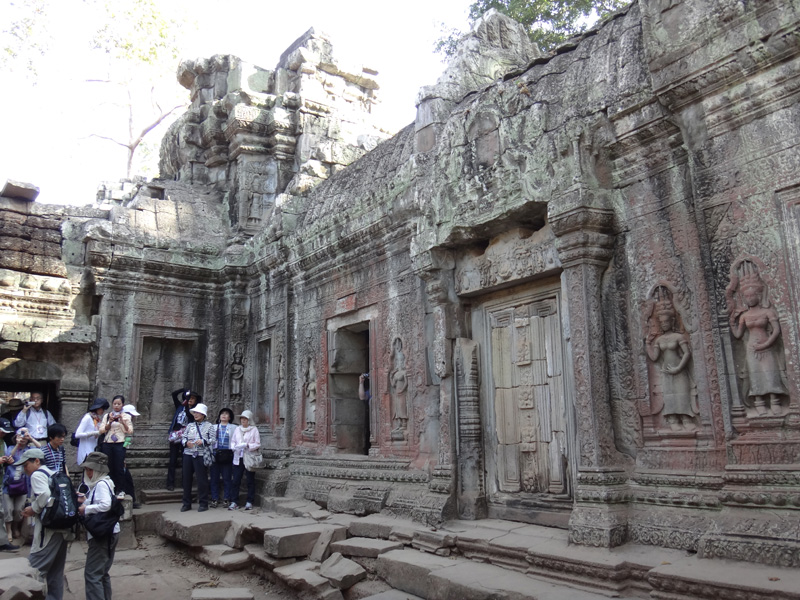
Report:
40,471,80,530
83,480,124,539
70,432,80,447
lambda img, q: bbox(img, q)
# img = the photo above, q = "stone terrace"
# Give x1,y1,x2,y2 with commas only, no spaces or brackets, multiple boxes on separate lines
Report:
134,501,800,599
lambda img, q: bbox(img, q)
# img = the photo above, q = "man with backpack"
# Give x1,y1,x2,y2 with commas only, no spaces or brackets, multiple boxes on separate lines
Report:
18,447,77,600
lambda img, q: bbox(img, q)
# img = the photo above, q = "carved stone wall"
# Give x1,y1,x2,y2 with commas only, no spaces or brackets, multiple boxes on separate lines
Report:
2,0,800,568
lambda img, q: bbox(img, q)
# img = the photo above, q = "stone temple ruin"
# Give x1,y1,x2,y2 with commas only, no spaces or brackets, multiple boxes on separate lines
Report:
3,0,800,593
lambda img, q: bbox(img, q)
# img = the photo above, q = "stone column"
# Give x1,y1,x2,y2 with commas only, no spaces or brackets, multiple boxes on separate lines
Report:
454,338,487,519
550,189,631,547
414,249,460,521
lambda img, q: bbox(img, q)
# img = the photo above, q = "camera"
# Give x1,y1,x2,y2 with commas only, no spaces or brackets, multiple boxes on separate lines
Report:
25,401,34,408
362,373,369,378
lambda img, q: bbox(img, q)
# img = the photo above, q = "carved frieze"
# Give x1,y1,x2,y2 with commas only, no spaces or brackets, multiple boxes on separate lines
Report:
454,227,560,296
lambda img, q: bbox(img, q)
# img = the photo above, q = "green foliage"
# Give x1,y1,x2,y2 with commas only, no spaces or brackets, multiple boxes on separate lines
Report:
1,0,50,76
438,0,629,56
91,0,182,68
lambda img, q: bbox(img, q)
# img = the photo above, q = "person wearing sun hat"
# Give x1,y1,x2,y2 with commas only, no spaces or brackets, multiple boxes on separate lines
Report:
228,410,261,511
180,403,214,512
166,388,200,491
77,451,119,600
19,447,75,600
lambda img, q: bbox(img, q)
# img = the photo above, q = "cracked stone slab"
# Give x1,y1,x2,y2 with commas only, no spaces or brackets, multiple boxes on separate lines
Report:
195,544,252,571
319,552,366,589
330,537,403,558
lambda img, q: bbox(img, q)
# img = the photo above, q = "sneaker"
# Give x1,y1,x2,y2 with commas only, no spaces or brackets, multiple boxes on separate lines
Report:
198,506,208,513
210,500,218,508
0,543,20,552
244,502,253,511
180,505,191,512
228,503,239,511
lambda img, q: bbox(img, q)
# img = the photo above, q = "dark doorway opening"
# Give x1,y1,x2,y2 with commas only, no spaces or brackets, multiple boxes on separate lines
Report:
329,322,371,455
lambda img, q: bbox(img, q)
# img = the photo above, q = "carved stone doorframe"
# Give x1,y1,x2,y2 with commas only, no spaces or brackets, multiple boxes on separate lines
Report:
550,189,631,547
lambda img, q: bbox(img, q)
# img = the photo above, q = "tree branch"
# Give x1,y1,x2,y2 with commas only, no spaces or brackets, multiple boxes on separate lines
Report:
129,103,185,150
88,134,131,150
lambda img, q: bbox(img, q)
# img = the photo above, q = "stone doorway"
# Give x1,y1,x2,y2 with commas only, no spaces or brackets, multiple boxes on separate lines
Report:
473,279,574,526
328,321,371,455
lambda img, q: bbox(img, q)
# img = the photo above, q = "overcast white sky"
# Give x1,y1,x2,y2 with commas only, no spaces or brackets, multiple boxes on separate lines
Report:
1,0,469,205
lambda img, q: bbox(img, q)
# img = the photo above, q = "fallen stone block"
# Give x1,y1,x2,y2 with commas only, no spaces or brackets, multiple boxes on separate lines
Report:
158,510,232,547
190,588,254,600
243,543,296,570
330,537,403,558
273,560,342,598
319,552,366,589
412,530,456,556
309,526,337,562
195,544,252,571
375,549,460,598
264,524,346,558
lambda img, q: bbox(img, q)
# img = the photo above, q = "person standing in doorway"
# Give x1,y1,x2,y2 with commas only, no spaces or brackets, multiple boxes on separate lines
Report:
78,452,119,600
98,396,132,494
14,393,55,444
75,399,109,466
19,448,75,600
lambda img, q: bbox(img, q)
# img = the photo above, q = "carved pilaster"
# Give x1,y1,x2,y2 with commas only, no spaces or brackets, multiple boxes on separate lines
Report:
454,338,486,519
414,249,459,498
550,189,630,547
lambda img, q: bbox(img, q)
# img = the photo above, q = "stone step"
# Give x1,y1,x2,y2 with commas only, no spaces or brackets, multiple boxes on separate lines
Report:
194,544,252,571
139,488,185,504
360,592,424,600
190,588,254,600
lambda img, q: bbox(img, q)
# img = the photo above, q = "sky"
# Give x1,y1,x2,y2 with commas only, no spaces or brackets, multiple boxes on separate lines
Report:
1,0,469,205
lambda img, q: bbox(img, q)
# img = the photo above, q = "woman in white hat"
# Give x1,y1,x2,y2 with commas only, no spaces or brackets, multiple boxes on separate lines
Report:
228,410,260,510
180,403,214,512
78,451,119,600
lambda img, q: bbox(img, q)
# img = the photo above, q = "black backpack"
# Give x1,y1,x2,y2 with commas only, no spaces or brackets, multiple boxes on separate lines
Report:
83,481,125,539
40,471,80,530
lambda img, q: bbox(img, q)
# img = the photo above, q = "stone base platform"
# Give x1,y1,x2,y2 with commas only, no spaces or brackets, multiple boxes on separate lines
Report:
132,497,800,600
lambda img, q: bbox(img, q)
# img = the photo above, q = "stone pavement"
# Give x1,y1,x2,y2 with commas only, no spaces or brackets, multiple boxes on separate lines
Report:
2,498,800,600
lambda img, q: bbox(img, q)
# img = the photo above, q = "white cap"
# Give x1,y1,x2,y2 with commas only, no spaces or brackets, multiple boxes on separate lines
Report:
190,403,208,417
122,405,140,417
239,410,255,423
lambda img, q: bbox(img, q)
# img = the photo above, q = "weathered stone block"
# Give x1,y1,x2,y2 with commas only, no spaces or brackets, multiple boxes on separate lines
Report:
264,524,346,558
329,537,403,558
374,549,459,598
319,552,366,589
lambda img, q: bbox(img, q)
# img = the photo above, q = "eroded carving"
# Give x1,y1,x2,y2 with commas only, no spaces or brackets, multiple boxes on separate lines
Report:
390,337,409,442
725,258,790,417
643,284,698,432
